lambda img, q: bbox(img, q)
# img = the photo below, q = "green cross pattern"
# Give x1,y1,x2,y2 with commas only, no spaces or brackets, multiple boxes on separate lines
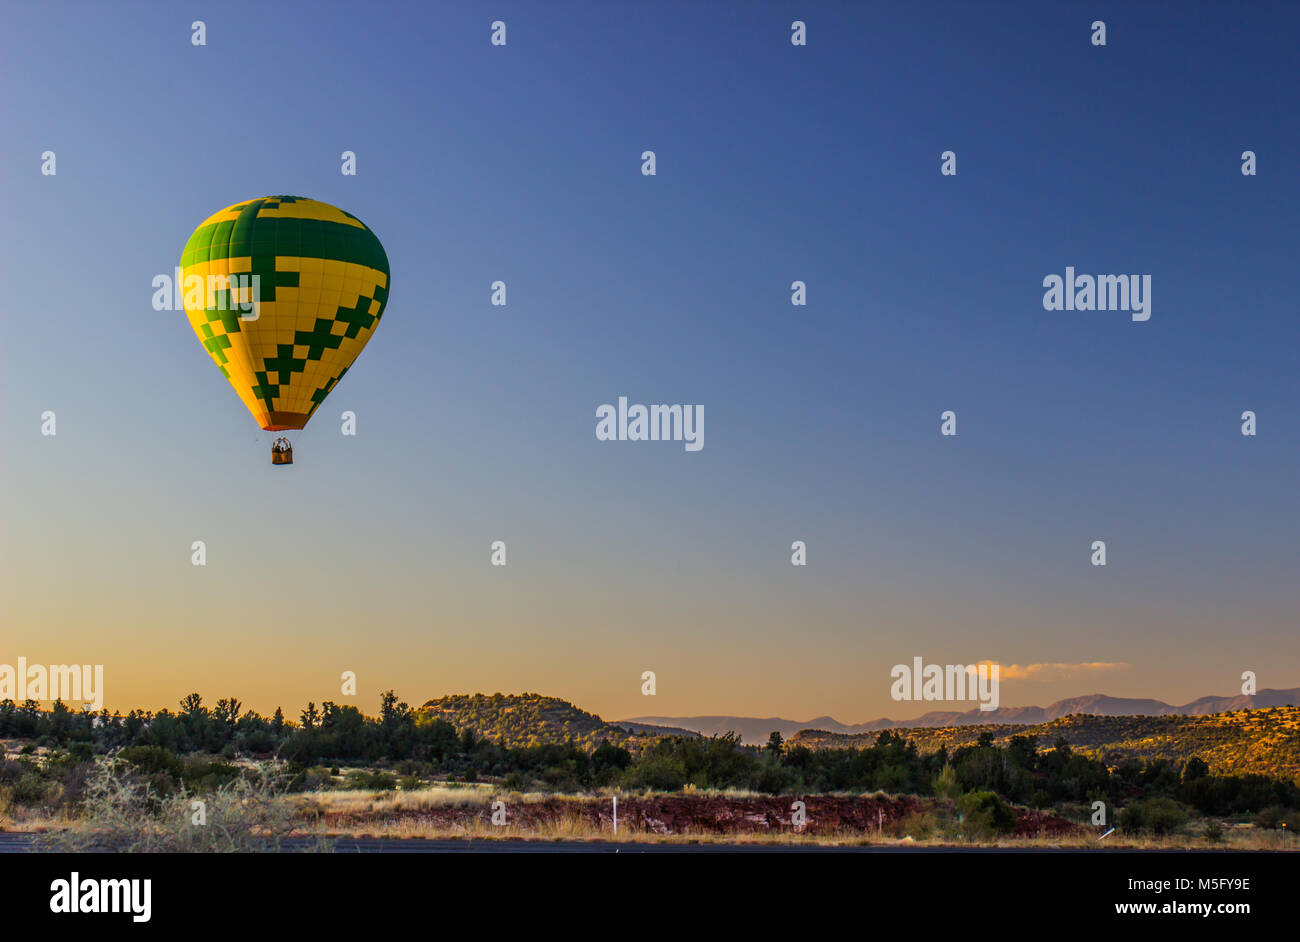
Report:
182,197,389,417
264,343,308,385
308,367,349,415
294,317,345,360
203,333,232,364
252,371,279,403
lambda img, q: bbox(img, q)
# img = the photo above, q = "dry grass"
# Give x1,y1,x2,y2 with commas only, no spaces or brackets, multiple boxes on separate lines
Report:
315,814,1300,850
302,786,1300,850
37,758,333,853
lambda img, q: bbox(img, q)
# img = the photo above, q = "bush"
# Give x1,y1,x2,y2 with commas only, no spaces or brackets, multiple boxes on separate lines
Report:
0,759,48,807
542,765,583,792
39,759,331,853
287,766,335,793
1119,797,1188,835
889,811,939,840
956,790,1016,838
118,746,182,779
622,755,687,792
344,770,397,792
1254,806,1300,830
181,758,241,792
756,762,796,796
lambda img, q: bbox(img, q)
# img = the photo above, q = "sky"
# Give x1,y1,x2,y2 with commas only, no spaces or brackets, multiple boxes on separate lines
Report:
1,1,1297,724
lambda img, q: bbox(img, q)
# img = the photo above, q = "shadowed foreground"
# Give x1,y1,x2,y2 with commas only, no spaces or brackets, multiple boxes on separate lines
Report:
1,832,1267,854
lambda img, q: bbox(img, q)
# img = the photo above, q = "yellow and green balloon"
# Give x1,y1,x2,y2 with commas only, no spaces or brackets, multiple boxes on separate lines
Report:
179,196,389,444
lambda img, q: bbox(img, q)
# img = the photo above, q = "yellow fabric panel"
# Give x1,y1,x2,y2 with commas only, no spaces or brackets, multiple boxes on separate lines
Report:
180,256,387,430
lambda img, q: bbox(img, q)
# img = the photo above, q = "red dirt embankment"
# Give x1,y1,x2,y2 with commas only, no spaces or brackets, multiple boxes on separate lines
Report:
318,793,1082,839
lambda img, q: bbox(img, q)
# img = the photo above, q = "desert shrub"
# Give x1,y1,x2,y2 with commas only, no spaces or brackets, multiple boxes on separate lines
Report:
957,790,1016,838
38,758,330,853
542,766,583,792
344,770,397,792
286,766,337,793
756,763,797,796
887,811,941,840
117,745,185,798
1119,797,1188,835
0,758,49,807
622,754,687,792
1254,806,1300,830
180,757,241,791
8,771,48,806
118,746,182,778
44,760,93,812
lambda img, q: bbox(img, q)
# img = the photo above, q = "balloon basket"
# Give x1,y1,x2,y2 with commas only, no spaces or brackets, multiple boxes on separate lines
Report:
271,438,293,465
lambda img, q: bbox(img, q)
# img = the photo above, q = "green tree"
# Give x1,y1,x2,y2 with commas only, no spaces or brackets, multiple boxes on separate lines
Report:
299,702,319,730
1182,756,1209,782
933,763,961,801
957,790,1016,838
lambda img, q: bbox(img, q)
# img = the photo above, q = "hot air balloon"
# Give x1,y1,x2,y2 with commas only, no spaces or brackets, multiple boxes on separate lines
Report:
179,196,389,464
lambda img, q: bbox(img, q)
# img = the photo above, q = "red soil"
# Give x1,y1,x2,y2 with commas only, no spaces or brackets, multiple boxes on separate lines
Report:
319,793,1083,839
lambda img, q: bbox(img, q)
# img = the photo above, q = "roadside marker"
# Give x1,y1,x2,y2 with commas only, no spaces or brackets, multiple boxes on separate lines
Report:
1098,828,1115,841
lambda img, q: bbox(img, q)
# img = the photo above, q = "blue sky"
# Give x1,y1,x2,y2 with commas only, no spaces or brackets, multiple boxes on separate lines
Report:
1,1,1297,721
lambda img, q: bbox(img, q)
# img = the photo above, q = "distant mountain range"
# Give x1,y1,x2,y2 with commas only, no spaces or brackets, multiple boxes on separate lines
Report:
619,687,1300,745
414,690,1300,778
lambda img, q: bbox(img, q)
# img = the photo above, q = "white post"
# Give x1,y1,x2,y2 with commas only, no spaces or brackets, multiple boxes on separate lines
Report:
613,795,618,835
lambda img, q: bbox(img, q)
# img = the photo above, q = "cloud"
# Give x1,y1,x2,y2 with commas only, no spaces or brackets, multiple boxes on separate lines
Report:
968,662,1130,682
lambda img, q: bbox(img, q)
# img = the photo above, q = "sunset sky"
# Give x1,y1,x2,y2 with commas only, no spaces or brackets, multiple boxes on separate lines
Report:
2,1,1297,724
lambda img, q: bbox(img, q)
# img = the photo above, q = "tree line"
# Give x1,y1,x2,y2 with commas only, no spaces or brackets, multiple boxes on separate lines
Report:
2,694,1298,826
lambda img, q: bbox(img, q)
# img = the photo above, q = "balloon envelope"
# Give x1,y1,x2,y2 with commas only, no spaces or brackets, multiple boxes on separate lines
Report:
180,196,389,431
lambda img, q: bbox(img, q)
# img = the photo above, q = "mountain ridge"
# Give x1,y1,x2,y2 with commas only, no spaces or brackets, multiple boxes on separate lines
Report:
619,687,1300,745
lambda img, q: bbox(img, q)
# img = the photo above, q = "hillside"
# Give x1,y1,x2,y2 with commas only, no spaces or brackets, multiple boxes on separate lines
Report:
416,694,1300,780
789,706,1300,780
418,693,695,750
